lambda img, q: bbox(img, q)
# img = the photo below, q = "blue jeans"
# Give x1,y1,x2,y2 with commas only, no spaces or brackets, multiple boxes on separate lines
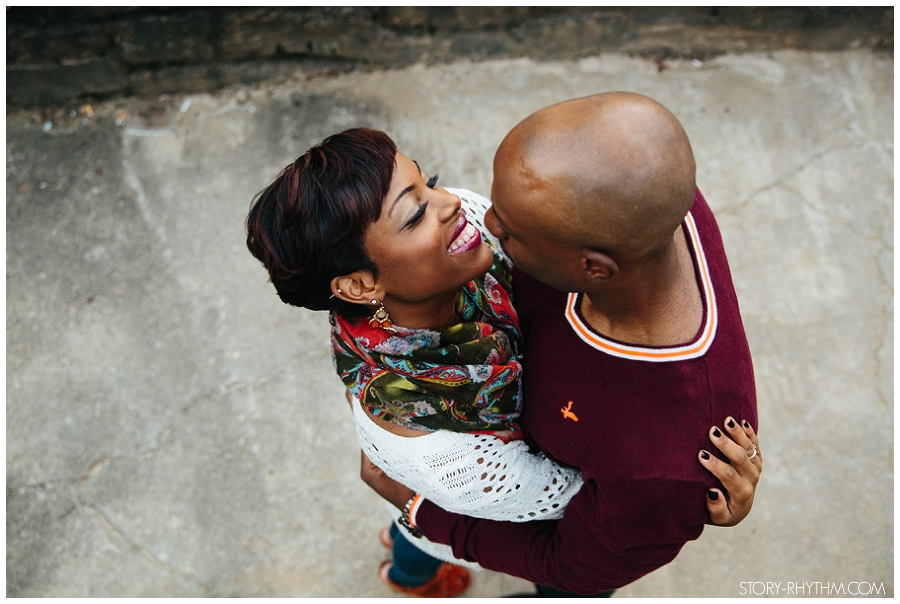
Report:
388,523,444,587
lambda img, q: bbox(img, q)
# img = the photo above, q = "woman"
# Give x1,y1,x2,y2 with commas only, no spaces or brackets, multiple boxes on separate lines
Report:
246,128,758,597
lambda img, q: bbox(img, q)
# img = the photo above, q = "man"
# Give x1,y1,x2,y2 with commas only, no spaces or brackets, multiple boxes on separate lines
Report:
364,92,761,595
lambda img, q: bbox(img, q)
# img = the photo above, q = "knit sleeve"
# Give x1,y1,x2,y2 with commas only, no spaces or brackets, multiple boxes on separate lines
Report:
353,398,583,521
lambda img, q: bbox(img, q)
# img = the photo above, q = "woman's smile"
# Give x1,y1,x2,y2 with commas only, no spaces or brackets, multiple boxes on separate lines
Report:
447,213,483,254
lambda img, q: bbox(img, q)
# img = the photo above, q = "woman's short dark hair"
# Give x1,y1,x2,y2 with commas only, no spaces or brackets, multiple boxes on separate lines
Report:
246,128,397,316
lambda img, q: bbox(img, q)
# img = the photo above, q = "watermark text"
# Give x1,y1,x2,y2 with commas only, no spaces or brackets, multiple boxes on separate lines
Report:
739,581,885,596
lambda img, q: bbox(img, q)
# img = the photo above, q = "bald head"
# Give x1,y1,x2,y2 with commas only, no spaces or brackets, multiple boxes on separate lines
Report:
493,92,696,260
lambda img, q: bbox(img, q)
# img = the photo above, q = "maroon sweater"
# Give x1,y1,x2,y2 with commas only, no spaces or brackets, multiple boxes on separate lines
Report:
416,190,758,594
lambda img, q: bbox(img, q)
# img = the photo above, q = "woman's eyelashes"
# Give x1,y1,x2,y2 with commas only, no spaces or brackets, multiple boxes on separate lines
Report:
404,202,428,229
401,172,437,230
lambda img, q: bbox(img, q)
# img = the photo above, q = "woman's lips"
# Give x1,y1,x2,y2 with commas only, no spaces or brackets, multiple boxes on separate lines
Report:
448,216,482,254
449,214,467,244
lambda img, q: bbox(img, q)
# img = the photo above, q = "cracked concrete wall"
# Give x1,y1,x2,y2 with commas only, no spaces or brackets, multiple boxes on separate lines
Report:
6,49,893,596
6,7,892,106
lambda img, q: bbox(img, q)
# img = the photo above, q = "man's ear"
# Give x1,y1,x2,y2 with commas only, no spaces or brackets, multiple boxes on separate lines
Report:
330,271,383,306
581,249,618,282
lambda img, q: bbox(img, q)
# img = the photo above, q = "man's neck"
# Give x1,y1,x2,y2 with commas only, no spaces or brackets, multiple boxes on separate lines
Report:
580,227,703,347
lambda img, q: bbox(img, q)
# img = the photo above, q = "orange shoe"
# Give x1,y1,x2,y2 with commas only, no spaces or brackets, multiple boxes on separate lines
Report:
379,525,393,550
378,559,471,598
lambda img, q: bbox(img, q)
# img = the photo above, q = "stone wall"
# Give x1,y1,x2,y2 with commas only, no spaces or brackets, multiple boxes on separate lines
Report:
7,6,893,107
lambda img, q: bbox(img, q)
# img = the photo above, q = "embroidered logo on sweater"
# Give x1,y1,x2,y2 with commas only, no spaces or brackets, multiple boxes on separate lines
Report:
561,401,579,422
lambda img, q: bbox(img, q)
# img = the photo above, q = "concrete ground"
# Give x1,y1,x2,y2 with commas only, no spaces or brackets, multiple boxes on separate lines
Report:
6,49,893,597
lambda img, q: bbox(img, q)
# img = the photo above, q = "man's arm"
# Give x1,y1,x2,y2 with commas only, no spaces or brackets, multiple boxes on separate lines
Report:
417,418,764,594
361,418,762,593
416,477,696,594
363,457,703,593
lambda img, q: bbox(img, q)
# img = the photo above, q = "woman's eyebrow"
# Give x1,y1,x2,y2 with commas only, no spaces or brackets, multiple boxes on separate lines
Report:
389,160,424,218
389,184,416,218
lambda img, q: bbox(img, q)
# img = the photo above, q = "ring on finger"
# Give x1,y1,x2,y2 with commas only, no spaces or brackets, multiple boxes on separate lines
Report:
746,443,758,460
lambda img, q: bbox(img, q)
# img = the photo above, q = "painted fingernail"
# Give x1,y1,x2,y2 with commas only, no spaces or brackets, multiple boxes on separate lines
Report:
712,427,722,438
708,489,719,501
742,419,750,429
727,418,736,429
700,450,710,460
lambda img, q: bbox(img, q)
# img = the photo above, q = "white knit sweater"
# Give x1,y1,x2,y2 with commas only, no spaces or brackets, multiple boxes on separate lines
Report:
352,189,584,566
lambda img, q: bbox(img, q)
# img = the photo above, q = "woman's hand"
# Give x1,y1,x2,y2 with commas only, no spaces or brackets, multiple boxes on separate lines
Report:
360,450,415,511
698,417,762,527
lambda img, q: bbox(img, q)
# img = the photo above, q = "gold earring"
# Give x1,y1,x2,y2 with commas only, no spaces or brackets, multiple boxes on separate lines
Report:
369,301,396,333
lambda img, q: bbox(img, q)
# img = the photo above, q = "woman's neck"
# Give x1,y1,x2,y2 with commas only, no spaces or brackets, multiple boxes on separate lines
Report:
382,291,461,331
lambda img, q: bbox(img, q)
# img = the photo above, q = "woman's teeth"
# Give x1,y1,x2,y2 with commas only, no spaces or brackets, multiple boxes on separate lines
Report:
448,222,478,253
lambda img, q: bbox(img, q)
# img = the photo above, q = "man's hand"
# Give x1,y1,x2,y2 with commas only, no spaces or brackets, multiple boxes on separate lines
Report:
698,417,762,527
360,450,415,511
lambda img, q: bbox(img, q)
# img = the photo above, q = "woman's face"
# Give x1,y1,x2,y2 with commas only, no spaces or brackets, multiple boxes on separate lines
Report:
363,152,494,306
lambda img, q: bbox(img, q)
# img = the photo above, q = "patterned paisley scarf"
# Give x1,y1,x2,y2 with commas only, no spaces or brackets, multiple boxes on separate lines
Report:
330,245,522,433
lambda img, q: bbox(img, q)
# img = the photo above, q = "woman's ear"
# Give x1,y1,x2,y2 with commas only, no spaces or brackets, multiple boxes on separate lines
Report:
331,271,383,306
581,249,618,282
